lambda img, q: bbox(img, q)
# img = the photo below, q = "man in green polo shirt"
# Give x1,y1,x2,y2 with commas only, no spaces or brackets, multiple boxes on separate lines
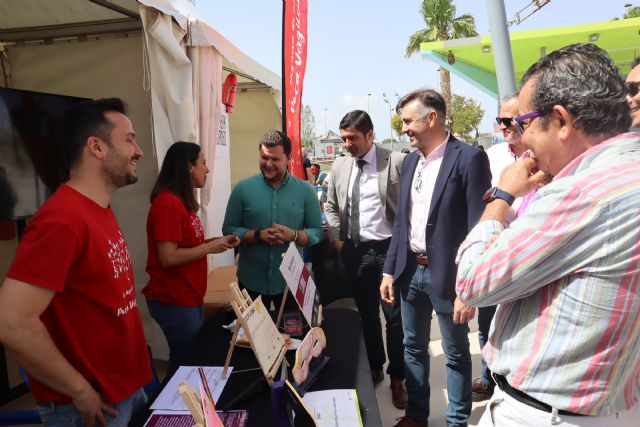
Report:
222,130,323,310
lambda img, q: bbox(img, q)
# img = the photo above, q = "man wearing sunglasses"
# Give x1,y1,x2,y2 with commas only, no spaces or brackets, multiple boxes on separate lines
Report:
626,57,640,130
457,44,639,426
471,92,528,404
488,95,528,192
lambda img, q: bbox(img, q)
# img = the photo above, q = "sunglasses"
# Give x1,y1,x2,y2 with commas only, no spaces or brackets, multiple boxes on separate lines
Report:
514,111,543,134
495,117,514,127
626,81,640,97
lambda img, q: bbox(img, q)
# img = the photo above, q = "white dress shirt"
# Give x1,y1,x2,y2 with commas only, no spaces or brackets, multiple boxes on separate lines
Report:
346,145,393,242
408,134,449,253
486,142,519,187
486,142,527,218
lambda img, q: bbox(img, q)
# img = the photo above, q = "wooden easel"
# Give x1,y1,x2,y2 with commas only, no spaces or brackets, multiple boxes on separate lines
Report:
178,381,204,427
178,380,224,427
223,282,289,384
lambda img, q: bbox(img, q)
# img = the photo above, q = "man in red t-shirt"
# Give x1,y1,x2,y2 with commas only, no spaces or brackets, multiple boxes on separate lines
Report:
0,98,151,427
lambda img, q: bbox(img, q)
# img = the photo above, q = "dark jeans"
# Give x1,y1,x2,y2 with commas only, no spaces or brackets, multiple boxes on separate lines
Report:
399,262,471,427
146,299,204,373
477,305,497,386
341,238,405,380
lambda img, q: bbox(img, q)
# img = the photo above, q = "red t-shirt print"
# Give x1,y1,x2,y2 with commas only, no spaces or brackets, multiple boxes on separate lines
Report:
143,191,208,307
7,184,151,404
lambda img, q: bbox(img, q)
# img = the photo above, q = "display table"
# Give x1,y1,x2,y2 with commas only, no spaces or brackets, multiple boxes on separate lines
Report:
134,307,381,427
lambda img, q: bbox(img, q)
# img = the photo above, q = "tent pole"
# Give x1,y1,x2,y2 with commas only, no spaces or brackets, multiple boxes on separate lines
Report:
281,0,287,133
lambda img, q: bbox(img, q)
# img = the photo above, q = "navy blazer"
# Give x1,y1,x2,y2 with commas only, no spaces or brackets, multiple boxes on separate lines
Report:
383,135,491,301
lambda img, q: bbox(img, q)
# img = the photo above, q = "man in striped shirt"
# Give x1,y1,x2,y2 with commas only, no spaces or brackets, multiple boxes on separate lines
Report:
456,43,640,426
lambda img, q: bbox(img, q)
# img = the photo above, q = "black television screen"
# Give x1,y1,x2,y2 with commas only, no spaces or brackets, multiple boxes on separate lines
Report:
0,88,89,221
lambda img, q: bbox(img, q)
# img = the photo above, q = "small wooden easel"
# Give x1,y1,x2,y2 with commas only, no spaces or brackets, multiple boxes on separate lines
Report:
178,381,205,427
223,282,289,384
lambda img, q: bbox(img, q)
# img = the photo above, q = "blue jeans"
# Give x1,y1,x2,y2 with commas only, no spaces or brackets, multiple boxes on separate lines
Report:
146,299,204,371
477,305,497,386
400,264,472,427
37,387,147,427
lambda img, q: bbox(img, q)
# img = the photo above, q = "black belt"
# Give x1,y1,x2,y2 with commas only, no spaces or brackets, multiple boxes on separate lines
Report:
411,251,429,265
351,238,390,251
493,374,585,417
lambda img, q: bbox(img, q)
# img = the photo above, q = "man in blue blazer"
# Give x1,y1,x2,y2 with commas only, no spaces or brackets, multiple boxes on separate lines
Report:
380,89,491,427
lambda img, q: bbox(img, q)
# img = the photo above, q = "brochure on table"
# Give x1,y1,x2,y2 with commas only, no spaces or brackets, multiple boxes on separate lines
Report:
303,389,363,427
281,380,362,427
279,242,321,326
144,410,249,427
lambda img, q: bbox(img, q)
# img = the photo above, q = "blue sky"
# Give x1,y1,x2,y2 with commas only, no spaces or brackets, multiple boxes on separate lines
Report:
198,0,636,140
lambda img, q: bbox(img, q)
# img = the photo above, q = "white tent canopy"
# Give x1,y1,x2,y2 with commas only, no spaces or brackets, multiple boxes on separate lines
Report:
0,0,282,359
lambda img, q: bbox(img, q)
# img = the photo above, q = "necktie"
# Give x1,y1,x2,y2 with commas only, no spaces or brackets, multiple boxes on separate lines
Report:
351,159,366,246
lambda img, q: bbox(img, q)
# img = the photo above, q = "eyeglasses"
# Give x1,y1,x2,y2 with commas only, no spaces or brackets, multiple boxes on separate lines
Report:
495,117,514,127
514,111,543,134
626,81,640,97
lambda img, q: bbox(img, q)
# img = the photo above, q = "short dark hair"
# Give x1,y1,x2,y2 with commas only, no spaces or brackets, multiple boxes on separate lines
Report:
339,110,373,134
151,141,201,212
632,57,640,69
396,88,446,122
521,43,630,136
259,130,292,155
60,98,127,172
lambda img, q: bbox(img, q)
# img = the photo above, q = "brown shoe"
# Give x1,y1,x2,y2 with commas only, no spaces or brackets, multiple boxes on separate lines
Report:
390,379,407,409
371,369,384,385
392,416,427,427
471,377,495,402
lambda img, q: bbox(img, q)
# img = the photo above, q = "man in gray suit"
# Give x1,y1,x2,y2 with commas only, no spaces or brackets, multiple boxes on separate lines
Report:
325,110,407,408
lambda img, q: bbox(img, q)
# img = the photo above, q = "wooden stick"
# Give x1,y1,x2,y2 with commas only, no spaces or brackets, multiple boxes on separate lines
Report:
222,311,241,378
316,304,323,327
230,283,249,311
275,286,289,328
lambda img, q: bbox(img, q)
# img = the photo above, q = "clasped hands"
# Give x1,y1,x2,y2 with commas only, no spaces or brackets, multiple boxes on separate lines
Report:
261,223,296,246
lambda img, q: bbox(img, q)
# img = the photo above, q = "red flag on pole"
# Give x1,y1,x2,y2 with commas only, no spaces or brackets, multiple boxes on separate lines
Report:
283,0,308,179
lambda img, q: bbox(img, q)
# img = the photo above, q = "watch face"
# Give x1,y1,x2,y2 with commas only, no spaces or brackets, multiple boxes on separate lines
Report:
482,187,496,202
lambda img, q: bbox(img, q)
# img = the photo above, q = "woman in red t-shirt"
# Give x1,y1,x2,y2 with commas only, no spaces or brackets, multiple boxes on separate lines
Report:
143,142,240,370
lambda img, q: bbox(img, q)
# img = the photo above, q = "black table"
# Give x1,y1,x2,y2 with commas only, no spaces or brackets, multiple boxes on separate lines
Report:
136,308,382,427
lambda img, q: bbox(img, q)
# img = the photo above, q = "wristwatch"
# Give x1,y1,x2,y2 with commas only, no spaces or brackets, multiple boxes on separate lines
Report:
254,229,262,243
482,187,515,206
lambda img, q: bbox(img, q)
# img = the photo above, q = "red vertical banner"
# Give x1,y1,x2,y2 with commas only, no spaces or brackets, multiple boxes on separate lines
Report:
283,0,308,179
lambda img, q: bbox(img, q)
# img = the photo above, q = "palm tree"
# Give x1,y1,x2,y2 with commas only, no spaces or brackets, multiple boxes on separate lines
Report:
405,0,478,124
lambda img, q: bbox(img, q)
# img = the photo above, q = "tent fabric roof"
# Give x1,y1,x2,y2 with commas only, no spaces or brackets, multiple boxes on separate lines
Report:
0,0,281,92
420,17,640,99
0,0,138,30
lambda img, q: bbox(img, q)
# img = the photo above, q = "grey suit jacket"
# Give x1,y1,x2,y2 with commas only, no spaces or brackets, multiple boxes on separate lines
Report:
325,144,406,242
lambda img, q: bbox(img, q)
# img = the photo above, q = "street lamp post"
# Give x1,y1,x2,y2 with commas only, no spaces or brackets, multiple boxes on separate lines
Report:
367,93,372,113
383,93,394,151
324,108,328,134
